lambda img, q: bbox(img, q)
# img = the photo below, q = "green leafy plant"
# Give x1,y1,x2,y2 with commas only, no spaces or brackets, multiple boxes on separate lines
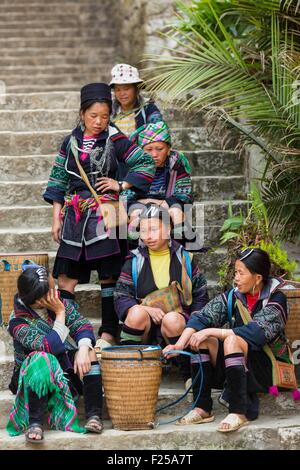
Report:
144,0,300,241
218,183,298,287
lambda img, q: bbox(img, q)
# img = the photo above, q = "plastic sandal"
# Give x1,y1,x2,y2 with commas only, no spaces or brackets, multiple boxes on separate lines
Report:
85,415,103,434
176,409,215,426
218,413,249,433
25,423,44,444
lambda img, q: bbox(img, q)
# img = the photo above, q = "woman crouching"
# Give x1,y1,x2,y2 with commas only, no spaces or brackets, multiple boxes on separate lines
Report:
7,265,103,443
164,248,291,432
114,204,209,386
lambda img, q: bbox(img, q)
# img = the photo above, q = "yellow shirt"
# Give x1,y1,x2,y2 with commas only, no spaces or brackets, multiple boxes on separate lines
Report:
149,248,170,289
113,112,136,137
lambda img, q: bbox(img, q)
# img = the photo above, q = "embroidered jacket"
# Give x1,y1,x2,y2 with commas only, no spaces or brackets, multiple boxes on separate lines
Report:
151,150,193,208
112,97,163,141
43,124,156,259
187,278,289,356
44,124,155,206
8,295,95,374
114,240,209,321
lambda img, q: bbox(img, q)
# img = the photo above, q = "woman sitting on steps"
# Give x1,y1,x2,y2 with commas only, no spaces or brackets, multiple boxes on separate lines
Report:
7,265,103,443
114,204,209,386
164,248,294,432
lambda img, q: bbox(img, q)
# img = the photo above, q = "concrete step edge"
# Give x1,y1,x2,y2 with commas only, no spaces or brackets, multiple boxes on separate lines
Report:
0,417,299,451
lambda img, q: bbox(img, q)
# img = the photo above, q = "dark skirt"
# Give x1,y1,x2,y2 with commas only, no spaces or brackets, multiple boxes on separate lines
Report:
53,239,128,283
212,341,273,393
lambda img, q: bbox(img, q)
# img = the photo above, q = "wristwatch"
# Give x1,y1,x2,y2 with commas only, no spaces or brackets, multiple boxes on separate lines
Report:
118,181,124,192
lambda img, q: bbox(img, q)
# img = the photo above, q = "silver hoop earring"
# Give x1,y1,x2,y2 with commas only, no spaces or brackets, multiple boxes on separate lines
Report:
80,121,85,132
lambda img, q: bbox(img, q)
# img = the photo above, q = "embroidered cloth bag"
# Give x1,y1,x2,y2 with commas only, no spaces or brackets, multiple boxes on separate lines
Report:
235,298,297,389
71,136,128,229
141,281,183,313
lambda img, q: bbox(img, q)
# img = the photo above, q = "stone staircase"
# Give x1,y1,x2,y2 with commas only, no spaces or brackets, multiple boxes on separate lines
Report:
2,0,297,451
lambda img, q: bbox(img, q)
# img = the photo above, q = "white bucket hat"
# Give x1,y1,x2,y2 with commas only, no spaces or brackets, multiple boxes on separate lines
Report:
109,63,144,86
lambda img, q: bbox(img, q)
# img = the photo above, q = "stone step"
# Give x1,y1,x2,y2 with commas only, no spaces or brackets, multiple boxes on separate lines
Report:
172,127,239,151
0,93,67,111
0,45,115,58
0,1,109,11
0,7,108,20
0,181,47,205
0,27,113,39
0,108,210,133
0,55,111,67
0,71,110,87
0,200,247,232
0,0,110,3
0,128,240,156
0,226,224,253
0,109,86,132
0,394,299,449
0,93,203,123
0,149,245,182
0,176,246,206
1,384,299,426
4,84,105,94
0,155,55,182
0,20,88,29
186,150,246,177
0,36,114,49
193,176,246,201
0,417,299,450
0,357,14,392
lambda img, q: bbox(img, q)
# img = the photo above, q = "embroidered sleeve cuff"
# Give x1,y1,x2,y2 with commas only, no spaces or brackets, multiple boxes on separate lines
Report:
53,320,70,342
78,338,93,349
43,187,65,205
186,314,210,331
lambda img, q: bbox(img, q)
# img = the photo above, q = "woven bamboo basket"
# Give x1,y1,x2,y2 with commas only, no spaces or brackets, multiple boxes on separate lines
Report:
0,253,49,324
280,280,300,346
101,345,162,430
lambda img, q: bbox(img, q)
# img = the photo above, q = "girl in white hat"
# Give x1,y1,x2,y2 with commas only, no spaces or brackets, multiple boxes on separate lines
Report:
110,63,164,141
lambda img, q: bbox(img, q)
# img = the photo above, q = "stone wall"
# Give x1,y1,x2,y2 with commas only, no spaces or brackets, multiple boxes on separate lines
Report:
115,0,176,65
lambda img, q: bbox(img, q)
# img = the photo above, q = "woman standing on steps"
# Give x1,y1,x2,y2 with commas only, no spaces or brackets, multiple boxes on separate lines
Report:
110,63,164,142
164,248,294,432
43,82,156,349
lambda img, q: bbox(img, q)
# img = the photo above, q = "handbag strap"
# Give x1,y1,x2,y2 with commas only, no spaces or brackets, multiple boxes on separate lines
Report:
132,255,138,296
234,297,295,385
181,248,193,306
182,249,192,280
69,136,103,207
227,288,234,328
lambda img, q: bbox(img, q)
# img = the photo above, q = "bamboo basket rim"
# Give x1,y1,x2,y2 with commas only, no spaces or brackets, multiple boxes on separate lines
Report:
101,345,162,362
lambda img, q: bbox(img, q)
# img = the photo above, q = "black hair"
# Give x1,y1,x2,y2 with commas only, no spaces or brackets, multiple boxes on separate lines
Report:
139,203,172,227
80,99,112,115
17,266,49,307
237,248,271,281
